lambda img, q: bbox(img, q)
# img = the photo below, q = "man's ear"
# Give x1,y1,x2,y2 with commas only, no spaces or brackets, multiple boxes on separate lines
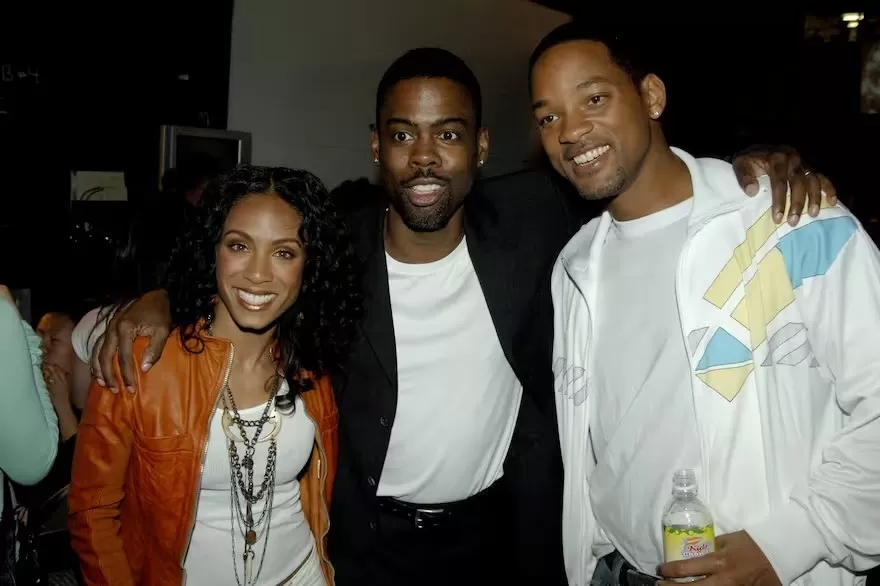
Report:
477,127,490,167
371,125,380,164
640,73,667,120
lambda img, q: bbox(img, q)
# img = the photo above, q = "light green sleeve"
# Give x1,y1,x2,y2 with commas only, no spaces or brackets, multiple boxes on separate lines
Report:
0,300,59,485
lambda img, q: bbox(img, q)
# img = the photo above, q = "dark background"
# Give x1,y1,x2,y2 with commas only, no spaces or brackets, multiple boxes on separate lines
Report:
0,1,876,320
0,1,234,318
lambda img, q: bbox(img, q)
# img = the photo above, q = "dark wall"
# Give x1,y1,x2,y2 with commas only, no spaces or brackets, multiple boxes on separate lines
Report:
0,1,234,319
652,8,875,216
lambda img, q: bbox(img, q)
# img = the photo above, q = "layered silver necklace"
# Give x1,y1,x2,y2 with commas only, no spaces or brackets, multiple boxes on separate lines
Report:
220,376,283,585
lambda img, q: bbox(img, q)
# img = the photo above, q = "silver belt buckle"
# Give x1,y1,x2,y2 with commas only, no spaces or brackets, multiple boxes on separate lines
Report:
413,507,444,529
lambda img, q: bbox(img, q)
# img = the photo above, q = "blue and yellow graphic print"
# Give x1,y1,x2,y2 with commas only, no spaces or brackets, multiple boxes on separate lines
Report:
691,200,856,401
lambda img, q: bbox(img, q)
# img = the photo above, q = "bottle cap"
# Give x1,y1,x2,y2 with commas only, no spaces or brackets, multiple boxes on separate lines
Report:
672,469,697,491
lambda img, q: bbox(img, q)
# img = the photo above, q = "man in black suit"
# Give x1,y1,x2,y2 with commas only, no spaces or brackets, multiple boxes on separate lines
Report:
326,49,576,585
92,47,830,585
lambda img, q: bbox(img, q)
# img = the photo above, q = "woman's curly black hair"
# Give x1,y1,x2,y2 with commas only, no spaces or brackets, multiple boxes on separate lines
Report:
165,164,363,407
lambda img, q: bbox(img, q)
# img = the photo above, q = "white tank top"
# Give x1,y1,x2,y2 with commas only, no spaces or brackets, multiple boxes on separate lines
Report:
183,385,320,585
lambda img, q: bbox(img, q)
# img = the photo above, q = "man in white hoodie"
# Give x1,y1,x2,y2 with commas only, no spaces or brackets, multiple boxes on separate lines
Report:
533,21,880,586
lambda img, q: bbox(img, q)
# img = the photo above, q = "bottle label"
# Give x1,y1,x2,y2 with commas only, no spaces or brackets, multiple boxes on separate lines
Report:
662,524,715,562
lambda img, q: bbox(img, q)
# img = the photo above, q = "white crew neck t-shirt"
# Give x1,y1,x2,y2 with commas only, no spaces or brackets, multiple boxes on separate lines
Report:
589,198,703,573
377,236,523,504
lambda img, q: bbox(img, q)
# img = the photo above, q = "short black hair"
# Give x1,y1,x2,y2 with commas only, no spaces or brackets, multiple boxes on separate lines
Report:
529,21,654,94
375,48,482,128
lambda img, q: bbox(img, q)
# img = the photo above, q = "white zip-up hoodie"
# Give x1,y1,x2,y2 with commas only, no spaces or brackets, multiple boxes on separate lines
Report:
551,148,880,586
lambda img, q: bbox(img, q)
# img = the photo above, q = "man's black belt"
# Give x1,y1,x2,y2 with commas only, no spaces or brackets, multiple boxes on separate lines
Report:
376,480,503,530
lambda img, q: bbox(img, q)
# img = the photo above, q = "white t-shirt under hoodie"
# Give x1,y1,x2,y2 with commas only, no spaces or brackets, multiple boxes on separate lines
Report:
588,197,703,574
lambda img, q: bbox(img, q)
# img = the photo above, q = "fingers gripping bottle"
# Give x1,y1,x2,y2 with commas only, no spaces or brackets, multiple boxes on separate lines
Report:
662,469,715,582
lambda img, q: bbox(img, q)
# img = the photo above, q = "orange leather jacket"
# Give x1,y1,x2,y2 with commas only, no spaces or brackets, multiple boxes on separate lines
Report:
68,331,338,585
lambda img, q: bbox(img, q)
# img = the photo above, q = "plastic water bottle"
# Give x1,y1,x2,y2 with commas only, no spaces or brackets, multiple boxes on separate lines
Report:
662,469,715,582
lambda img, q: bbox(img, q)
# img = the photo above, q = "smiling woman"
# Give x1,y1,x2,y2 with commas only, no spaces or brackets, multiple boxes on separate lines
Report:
167,165,363,409
68,165,363,586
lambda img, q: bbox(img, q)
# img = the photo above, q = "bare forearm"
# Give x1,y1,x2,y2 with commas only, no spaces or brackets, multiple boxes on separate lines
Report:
51,396,78,441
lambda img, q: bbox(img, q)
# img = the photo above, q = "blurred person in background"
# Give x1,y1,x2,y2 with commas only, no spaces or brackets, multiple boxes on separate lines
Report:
0,285,59,581
861,42,880,114
15,312,82,585
13,312,83,584
36,312,81,440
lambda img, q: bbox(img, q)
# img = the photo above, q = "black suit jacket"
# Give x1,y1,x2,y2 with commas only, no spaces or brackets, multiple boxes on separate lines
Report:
328,170,587,584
